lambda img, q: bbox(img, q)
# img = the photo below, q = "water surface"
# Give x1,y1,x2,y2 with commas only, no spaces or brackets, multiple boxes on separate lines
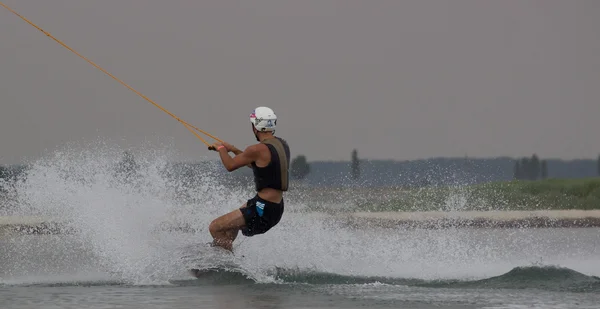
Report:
1,146,599,308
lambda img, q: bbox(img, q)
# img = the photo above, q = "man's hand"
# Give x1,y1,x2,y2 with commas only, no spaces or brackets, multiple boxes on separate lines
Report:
218,144,260,172
224,142,245,155
211,142,245,156
209,141,240,153
209,141,251,169
208,142,225,151
221,142,236,152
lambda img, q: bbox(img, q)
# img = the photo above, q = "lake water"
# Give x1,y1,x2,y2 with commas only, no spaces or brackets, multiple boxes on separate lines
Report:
1,147,599,308
2,226,599,309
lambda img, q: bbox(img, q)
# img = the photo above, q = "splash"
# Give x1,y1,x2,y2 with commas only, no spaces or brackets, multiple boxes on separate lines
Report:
5,140,243,284
1,140,599,286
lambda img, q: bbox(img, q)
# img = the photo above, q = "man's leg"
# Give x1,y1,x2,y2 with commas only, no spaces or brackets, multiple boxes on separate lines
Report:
208,203,247,252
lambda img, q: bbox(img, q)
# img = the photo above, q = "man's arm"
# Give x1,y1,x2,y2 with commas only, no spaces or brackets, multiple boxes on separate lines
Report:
217,145,259,172
229,147,243,156
226,144,252,168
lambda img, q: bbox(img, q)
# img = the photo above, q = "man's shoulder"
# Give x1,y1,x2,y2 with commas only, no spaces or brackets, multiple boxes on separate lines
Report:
245,143,265,152
244,143,270,155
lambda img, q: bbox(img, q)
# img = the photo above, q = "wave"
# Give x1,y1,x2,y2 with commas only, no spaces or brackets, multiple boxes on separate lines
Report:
4,265,598,293
169,265,600,293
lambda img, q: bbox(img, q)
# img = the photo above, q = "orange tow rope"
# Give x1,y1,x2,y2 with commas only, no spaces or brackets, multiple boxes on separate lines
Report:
0,2,222,149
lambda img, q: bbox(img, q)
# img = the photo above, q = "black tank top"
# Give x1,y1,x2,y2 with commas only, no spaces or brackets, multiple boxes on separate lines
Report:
251,137,290,192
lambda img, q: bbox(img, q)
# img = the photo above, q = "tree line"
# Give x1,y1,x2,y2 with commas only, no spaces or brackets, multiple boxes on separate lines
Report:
290,148,361,181
513,153,600,180
513,154,547,180
1,152,599,185
290,152,600,181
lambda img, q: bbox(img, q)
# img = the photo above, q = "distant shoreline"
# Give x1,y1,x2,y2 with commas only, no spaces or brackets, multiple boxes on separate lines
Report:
2,209,600,236
331,177,600,212
337,209,600,229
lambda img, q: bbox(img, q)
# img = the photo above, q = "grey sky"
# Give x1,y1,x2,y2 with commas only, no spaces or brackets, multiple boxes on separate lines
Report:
1,0,599,165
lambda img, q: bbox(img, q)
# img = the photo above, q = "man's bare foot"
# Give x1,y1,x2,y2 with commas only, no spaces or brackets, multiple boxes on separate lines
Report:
206,241,246,258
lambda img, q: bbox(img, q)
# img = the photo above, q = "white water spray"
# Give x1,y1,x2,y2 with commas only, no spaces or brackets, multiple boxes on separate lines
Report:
6,141,239,284
2,141,599,286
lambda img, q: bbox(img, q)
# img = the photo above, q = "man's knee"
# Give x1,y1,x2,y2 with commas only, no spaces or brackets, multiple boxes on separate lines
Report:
209,209,247,236
208,219,221,237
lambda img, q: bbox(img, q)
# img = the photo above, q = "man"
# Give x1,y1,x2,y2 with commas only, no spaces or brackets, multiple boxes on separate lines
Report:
207,106,290,252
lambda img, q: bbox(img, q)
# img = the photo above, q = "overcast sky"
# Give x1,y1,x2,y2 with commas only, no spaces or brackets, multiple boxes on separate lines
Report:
1,0,599,165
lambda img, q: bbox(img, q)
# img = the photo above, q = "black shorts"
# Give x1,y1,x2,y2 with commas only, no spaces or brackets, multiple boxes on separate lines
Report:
239,195,284,237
